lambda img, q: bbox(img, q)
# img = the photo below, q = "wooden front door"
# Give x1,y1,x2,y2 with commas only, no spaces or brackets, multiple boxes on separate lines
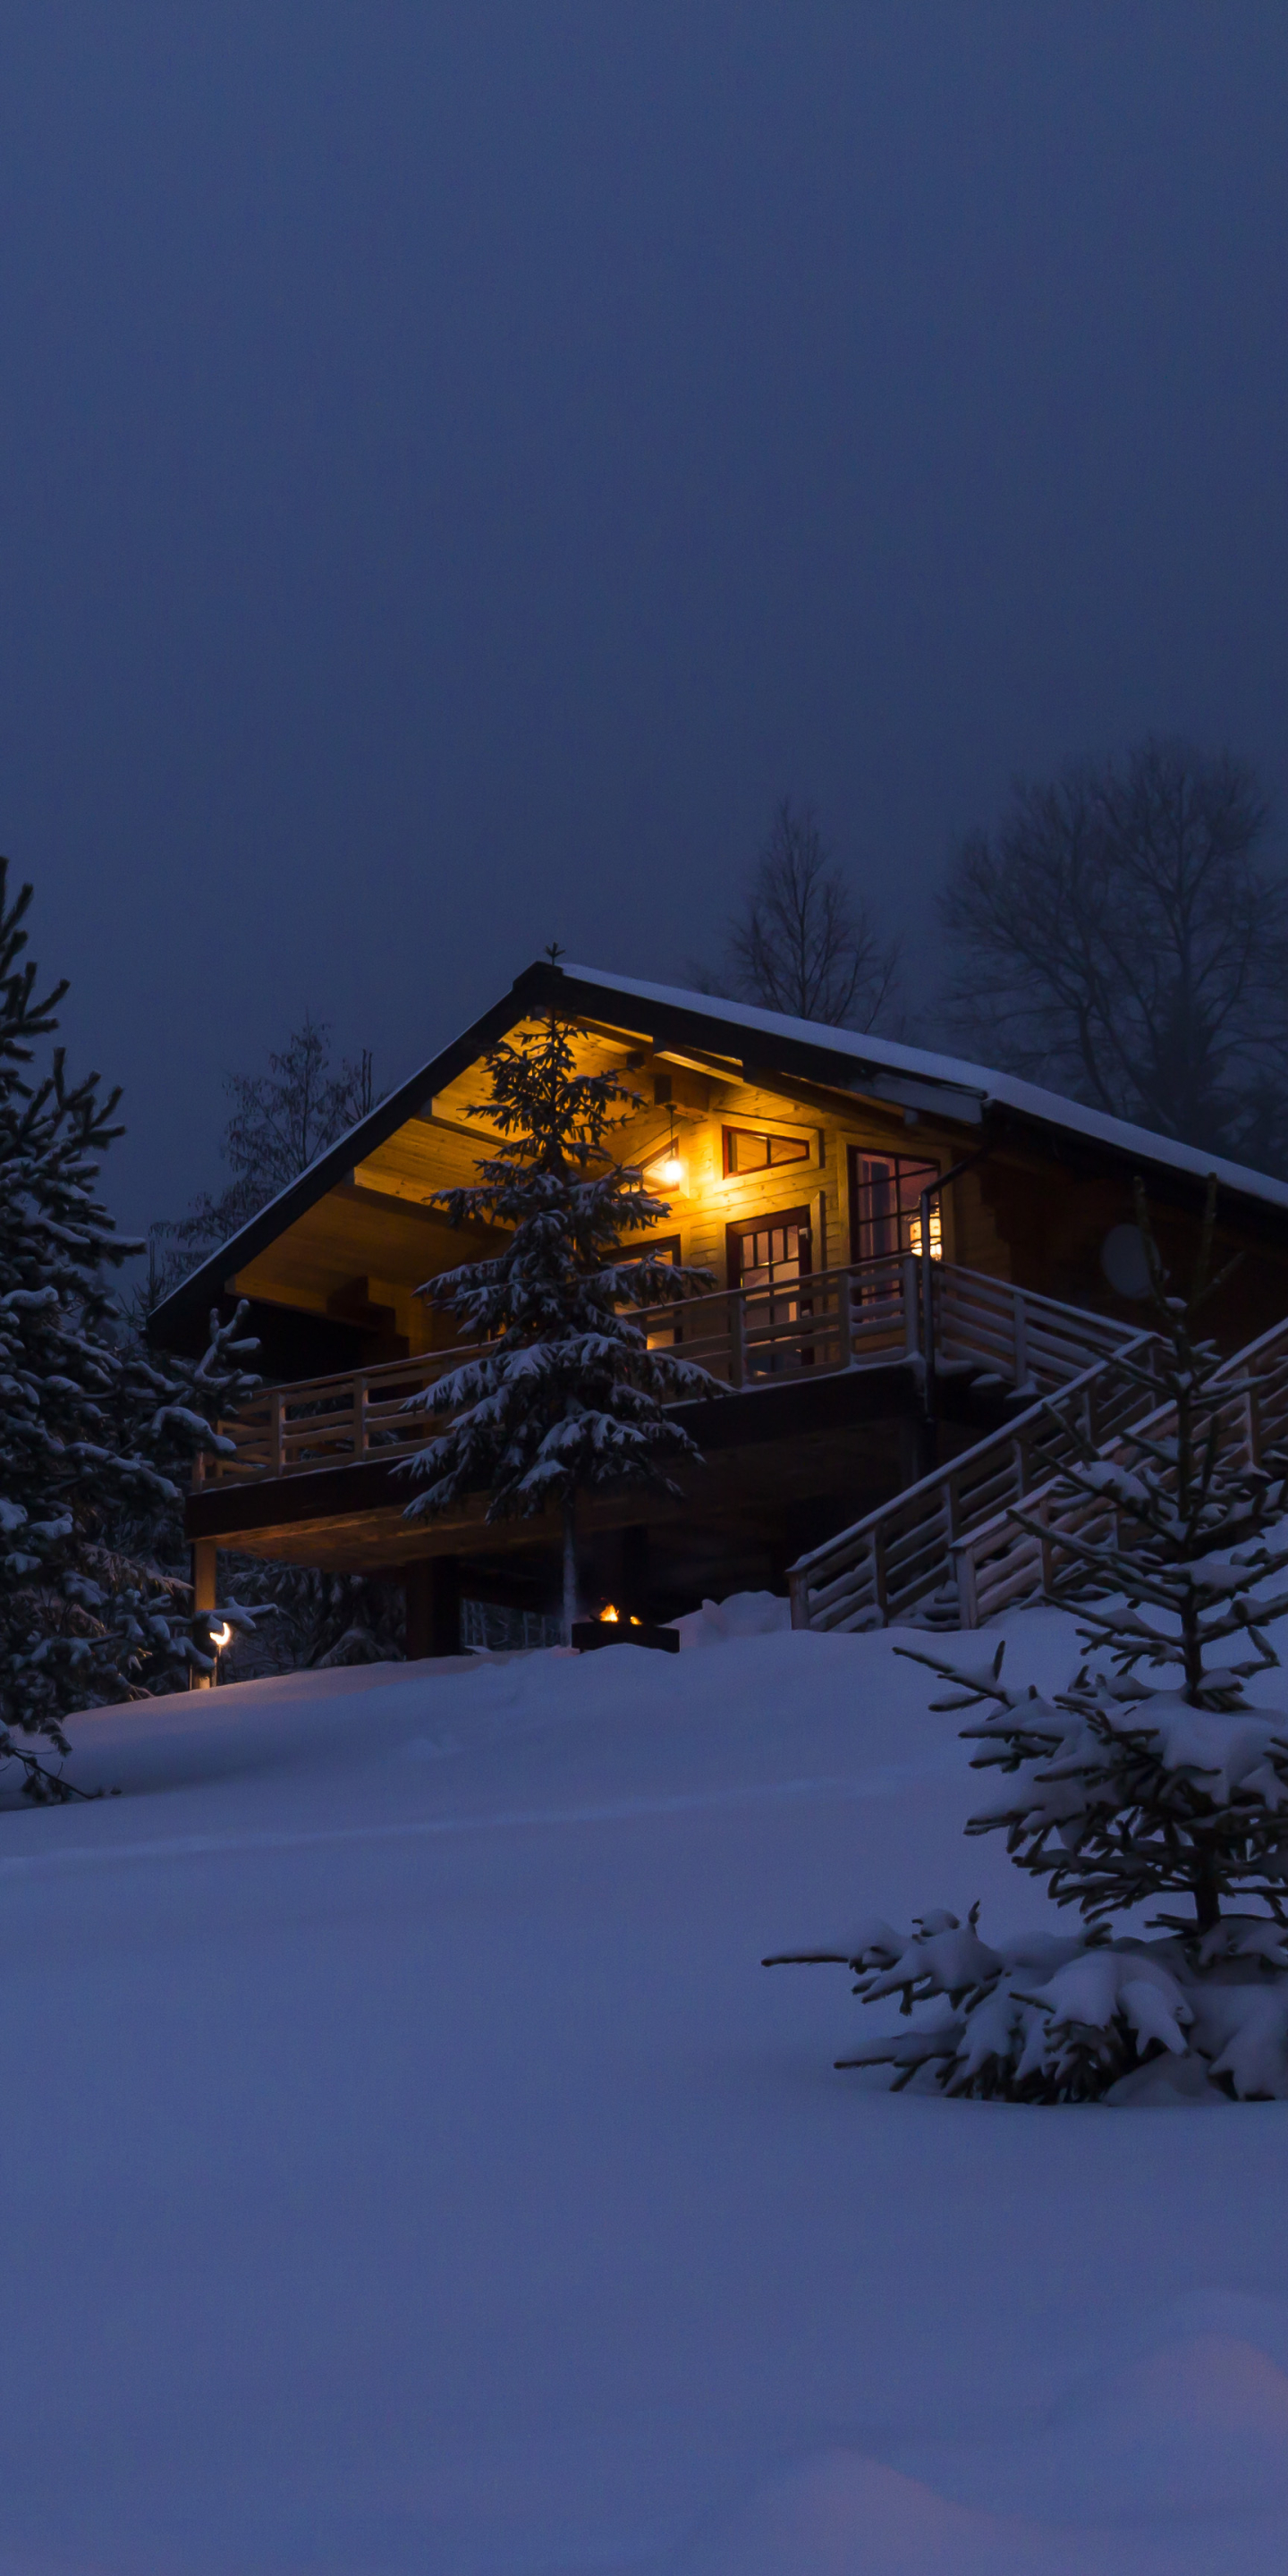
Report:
726,1208,812,1376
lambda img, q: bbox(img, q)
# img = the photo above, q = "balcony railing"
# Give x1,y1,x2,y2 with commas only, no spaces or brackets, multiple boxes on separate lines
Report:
198,1254,1140,1487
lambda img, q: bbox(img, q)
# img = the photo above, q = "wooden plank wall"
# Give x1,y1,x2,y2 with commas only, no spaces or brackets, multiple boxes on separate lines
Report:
229,1037,1023,1348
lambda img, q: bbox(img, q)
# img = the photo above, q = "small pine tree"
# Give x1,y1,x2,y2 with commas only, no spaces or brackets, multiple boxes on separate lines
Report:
767,1183,1288,2102
0,862,259,1771
400,1004,722,1636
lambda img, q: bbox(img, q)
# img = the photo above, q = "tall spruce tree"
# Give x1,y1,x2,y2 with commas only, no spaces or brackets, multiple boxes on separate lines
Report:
400,1005,722,1636
0,862,258,1768
767,1185,1288,2101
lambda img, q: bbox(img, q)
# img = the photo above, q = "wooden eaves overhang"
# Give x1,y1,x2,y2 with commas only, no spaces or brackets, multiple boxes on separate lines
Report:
146,962,975,1357
148,958,1288,1362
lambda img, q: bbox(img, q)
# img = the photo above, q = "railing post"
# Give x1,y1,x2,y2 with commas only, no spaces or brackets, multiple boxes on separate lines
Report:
1245,1383,1263,1469
836,1266,854,1368
872,1528,888,1621
728,1290,746,1390
1038,1496,1055,1597
352,1374,368,1459
921,1251,936,1390
1013,1288,1029,1388
788,1568,809,1630
954,1542,979,1629
270,1388,284,1475
902,1254,919,1358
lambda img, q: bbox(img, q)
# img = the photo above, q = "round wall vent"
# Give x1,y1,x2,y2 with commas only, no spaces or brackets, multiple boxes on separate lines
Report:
1100,1223,1152,1300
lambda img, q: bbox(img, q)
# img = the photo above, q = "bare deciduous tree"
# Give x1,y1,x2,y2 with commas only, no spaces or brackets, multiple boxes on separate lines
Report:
148,1016,376,1302
220,1015,374,1199
710,796,901,1031
940,739,1288,1169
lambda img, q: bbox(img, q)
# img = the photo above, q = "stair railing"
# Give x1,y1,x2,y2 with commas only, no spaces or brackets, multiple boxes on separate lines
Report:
950,1309,1288,1629
789,1329,1158,1635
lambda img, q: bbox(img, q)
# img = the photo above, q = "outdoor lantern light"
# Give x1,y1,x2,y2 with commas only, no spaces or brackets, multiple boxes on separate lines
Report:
656,1120,683,1190
209,1620,233,1652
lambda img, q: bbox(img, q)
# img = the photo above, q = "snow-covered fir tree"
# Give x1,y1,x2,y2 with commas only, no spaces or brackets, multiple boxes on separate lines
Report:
400,1002,722,1635
0,862,259,1775
768,1183,1288,2101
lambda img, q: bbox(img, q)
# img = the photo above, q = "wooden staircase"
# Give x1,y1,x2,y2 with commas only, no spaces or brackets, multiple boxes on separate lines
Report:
789,1304,1288,1636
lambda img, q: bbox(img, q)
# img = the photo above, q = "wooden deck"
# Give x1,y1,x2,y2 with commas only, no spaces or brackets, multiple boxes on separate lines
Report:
199,1257,1140,1489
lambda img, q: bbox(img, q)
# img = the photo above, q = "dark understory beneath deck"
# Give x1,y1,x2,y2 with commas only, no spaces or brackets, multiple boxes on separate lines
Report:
189,1362,1013,1622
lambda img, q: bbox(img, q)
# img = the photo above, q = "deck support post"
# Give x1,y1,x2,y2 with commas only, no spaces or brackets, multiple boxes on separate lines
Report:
896,1417,923,1490
616,1525,650,1622
191,1539,216,1690
913,1414,939,1479
403,1557,462,1660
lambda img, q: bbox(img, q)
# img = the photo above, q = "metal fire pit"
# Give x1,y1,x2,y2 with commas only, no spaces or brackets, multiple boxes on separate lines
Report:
571,1620,680,1656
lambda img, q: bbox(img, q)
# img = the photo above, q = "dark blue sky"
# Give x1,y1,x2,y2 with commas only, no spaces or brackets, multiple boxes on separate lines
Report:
2,2,1286,1242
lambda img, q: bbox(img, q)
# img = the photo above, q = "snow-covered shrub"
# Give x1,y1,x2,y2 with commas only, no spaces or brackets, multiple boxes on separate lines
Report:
767,1184,1288,2102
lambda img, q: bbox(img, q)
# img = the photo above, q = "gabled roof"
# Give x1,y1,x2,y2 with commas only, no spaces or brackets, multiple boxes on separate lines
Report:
565,965,1288,1211
148,956,1288,1347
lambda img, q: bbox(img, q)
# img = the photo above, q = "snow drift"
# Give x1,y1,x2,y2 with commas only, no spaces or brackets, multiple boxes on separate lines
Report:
3,1605,1288,2572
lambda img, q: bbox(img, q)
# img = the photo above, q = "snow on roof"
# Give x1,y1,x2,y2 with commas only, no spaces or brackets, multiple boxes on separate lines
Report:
150,954,1288,1337
563,963,1288,1216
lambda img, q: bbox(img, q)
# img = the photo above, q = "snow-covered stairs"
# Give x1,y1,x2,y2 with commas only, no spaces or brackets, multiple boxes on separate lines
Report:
790,1307,1288,1634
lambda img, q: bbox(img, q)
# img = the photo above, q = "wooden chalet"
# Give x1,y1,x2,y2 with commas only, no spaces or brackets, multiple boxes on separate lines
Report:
149,959,1288,1652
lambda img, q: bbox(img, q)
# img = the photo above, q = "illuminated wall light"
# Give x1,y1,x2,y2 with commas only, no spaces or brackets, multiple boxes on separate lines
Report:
908,1208,944,1261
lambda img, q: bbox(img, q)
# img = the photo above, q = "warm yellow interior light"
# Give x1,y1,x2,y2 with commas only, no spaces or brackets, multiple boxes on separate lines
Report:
629,1614,642,1626
600,1604,619,1623
908,1208,944,1261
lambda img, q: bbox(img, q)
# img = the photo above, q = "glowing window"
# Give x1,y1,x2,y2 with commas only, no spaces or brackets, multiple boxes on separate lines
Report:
723,1127,811,1176
850,1153,942,1262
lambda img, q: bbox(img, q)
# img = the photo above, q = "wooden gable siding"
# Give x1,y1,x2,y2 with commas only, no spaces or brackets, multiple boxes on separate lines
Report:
227,1113,502,1359
972,1151,1288,1352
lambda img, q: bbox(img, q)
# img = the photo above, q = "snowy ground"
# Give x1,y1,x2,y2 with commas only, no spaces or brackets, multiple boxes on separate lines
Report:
5,1604,1288,2573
